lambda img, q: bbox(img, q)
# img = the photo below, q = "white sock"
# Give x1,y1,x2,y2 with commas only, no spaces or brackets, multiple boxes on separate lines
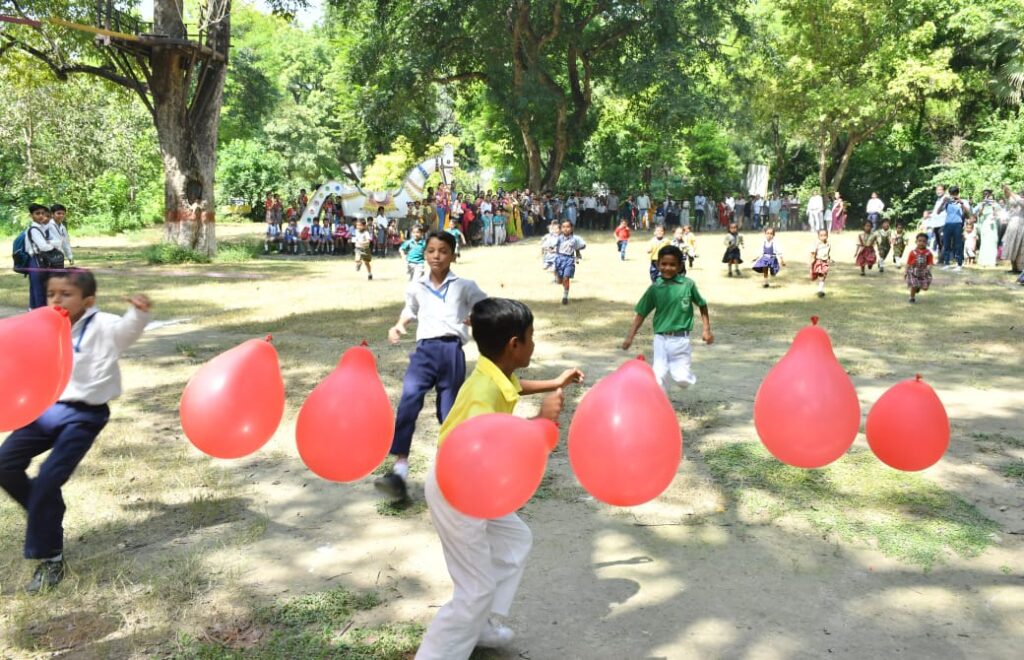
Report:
393,461,409,479
818,281,825,292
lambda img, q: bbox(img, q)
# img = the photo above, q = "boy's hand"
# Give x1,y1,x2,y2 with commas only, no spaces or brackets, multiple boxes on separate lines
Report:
126,295,151,312
538,388,564,422
703,329,714,345
557,368,585,388
388,325,406,344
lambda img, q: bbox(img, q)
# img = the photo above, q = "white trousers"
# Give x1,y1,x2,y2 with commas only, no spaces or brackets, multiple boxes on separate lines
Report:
494,225,506,245
407,262,424,281
416,467,533,660
808,210,824,232
652,334,696,391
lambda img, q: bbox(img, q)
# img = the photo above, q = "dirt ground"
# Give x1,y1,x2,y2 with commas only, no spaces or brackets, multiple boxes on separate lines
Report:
1,224,1022,659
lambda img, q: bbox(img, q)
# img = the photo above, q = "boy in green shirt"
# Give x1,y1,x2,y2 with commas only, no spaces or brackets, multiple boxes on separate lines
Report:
622,245,714,391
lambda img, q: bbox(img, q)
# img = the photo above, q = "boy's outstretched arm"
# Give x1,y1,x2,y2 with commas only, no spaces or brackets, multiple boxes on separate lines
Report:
519,368,584,395
699,304,714,344
621,314,646,351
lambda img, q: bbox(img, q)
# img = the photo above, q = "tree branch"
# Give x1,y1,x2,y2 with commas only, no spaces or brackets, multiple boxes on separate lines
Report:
431,71,488,84
537,0,562,51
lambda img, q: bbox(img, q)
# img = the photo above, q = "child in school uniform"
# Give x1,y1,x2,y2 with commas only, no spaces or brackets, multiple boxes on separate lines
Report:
283,220,299,254
614,218,631,261
810,229,832,297
49,204,74,265
892,224,907,266
722,222,744,277
445,223,466,258
681,226,698,270
751,227,786,287
855,221,879,275
554,220,587,305
400,225,427,281
352,219,374,279
264,216,283,254
416,297,583,659
24,203,64,309
493,204,507,246
905,233,934,303
622,245,714,392
875,220,892,272
646,225,670,282
333,218,349,255
540,221,559,272
375,232,487,502
0,269,150,592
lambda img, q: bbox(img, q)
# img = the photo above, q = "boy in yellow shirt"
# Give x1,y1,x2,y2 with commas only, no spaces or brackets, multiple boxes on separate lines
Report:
416,298,584,659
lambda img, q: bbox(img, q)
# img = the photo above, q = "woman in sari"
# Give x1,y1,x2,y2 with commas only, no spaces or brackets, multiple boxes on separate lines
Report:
1000,184,1024,273
830,192,847,232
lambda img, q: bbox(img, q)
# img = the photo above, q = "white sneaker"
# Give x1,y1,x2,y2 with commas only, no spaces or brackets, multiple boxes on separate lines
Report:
940,264,950,270
478,620,515,647
954,265,963,272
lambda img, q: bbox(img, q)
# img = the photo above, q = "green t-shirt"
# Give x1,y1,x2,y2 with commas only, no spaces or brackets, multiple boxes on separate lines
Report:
634,275,707,334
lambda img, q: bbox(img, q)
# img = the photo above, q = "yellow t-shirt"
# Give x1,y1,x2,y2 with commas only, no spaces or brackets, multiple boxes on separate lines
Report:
437,356,521,447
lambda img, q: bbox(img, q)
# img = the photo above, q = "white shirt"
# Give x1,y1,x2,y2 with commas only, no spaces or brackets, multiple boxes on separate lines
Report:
48,221,74,260
352,229,372,248
401,271,487,344
866,198,885,214
26,221,59,256
480,201,493,214
583,196,597,210
637,194,650,210
374,214,389,230
606,194,619,211
60,306,150,405
808,195,824,213
694,195,706,211
725,196,735,210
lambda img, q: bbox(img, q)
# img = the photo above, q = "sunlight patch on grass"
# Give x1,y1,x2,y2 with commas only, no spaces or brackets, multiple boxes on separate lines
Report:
705,443,999,569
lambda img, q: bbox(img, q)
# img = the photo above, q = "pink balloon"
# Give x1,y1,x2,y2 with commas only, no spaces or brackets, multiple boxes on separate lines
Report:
296,346,394,482
754,316,860,468
0,306,73,431
568,357,681,506
437,414,556,518
180,336,285,459
867,375,949,471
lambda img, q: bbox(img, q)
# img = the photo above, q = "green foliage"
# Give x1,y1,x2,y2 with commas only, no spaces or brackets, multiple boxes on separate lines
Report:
143,244,212,265
361,136,417,191
217,139,287,209
930,112,1024,198
214,241,264,263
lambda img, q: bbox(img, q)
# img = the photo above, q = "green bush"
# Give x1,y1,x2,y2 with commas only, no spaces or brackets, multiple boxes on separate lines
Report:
215,241,263,263
143,243,211,265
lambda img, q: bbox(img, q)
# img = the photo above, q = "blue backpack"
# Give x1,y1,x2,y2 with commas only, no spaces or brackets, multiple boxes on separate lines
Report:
11,231,30,274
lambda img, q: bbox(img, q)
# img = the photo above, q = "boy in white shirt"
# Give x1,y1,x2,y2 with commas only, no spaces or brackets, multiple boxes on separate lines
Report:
0,269,150,592
24,203,63,309
49,204,74,265
352,219,374,280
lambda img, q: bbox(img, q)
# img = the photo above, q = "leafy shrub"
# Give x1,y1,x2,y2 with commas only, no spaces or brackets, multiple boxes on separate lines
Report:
215,241,263,263
143,243,211,265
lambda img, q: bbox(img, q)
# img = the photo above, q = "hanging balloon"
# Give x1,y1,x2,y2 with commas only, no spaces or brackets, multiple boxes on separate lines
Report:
180,336,285,459
437,414,557,518
866,375,949,471
568,357,681,506
0,306,73,431
296,345,394,482
753,316,860,468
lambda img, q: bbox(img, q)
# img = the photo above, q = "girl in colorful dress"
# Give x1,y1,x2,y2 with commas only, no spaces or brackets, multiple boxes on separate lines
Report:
722,223,744,277
905,233,934,303
854,221,879,275
810,229,831,298
752,228,786,287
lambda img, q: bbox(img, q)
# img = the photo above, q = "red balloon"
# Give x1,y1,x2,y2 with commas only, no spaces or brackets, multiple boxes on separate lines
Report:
867,375,949,471
180,337,285,459
0,306,73,431
437,414,556,518
568,357,681,506
296,345,394,482
754,316,860,468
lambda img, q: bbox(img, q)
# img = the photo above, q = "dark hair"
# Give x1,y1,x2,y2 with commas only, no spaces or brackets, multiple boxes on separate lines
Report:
425,230,456,253
49,268,97,298
471,298,533,360
50,203,66,213
657,244,684,264
28,203,48,213
915,232,929,241
949,185,960,195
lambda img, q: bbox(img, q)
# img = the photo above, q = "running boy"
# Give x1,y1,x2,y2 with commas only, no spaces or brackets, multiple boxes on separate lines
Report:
554,220,587,305
540,221,560,272
0,269,150,592
375,231,487,502
622,245,713,392
400,225,427,281
614,218,631,261
416,297,583,659
352,219,374,279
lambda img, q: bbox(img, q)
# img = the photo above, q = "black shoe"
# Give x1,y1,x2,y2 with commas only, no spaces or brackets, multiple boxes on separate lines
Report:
374,473,407,502
816,291,826,298
561,297,569,305
26,559,66,593
368,274,373,280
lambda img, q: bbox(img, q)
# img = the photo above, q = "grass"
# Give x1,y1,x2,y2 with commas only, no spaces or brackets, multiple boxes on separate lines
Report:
704,442,1000,570
1002,460,1024,480
143,243,212,265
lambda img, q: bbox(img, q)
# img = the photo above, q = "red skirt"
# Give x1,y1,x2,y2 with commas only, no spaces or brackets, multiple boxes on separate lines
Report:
810,258,830,280
856,247,877,267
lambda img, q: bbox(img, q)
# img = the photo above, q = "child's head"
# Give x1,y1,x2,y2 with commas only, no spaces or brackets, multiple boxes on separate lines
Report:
424,230,457,273
682,225,692,233
656,245,685,280
46,269,97,323
411,225,423,240
560,220,573,236
881,219,890,230
377,206,385,215
673,227,684,239
618,218,627,227
764,227,775,239
653,225,665,238
863,221,872,232
915,232,928,248
728,222,738,234
470,298,534,368
817,229,829,243
28,203,48,223
895,223,904,233
949,185,960,198
51,204,66,224
356,219,366,229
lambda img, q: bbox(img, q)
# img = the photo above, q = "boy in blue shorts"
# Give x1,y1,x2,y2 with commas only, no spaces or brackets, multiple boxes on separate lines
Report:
416,297,583,659
0,269,150,592
375,231,487,502
621,244,714,392
554,220,586,305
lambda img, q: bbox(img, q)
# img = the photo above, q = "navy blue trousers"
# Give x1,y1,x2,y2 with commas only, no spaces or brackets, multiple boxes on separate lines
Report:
28,256,48,309
0,402,109,559
389,338,466,457
942,222,964,266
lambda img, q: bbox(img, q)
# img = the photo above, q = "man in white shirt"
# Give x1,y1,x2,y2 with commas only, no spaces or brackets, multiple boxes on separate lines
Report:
866,192,885,230
807,192,825,233
0,269,150,592
636,191,651,230
693,192,707,231
582,193,597,229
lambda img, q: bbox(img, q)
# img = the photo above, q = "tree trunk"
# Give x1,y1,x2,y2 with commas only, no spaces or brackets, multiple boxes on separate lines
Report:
817,131,832,196
828,135,861,194
519,119,543,191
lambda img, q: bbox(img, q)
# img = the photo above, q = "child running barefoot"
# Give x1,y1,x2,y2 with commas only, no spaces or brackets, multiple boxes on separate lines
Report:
621,245,713,393
376,231,487,503
0,270,150,592
905,232,934,303
722,222,744,277
352,219,374,279
855,221,878,275
681,225,698,270
810,229,832,298
555,220,587,305
540,221,559,274
646,225,670,282
751,227,786,287
892,224,907,267
875,220,892,273
416,298,583,659
614,218,631,261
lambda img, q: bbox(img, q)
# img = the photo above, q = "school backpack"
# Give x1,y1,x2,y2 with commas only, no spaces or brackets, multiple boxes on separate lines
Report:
11,231,30,274
300,226,310,240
